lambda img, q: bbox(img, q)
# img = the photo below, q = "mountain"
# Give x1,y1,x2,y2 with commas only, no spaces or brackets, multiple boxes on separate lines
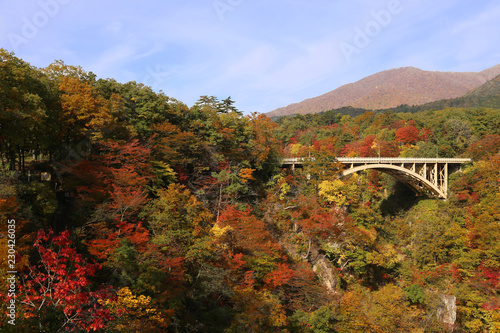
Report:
385,73,500,114
267,65,500,117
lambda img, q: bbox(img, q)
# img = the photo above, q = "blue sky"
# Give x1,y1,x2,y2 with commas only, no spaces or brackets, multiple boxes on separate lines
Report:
1,0,499,114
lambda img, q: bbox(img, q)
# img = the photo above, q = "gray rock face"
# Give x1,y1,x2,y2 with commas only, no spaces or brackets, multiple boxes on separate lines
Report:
437,294,457,325
278,234,338,293
312,256,338,293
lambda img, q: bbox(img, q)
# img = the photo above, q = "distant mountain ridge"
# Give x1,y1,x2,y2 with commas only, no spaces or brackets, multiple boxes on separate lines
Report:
267,64,500,117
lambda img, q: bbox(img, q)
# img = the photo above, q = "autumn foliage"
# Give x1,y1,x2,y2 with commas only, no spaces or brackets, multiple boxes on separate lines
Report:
20,230,113,331
2,51,500,332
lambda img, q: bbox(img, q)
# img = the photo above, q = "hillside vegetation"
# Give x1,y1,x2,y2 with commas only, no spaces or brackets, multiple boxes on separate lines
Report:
1,50,500,332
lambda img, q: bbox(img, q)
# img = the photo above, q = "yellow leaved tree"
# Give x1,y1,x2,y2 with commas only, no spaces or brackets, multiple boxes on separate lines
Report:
318,174,360,207
101,287,171,332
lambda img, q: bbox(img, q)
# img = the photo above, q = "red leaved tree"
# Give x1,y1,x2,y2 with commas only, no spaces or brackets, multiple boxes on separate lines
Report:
74,139,152,224
468,134,500,160
20,230,114,332
395,125,421,145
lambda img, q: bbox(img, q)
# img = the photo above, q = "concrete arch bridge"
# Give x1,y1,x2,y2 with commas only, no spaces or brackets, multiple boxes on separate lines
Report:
281,157,472,199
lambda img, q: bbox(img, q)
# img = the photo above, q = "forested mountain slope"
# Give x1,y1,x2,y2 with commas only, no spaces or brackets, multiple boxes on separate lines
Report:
1,49,500,332
466,73,500,98
388,73,500,113
267,64,500,117
268,73,500,120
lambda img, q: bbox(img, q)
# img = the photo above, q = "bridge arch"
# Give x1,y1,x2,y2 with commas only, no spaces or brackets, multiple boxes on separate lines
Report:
342,164,446,198
281,157,471,199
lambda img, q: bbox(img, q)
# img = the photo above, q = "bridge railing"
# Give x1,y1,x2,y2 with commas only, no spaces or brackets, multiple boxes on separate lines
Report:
336,157,472,164
282,157,472,164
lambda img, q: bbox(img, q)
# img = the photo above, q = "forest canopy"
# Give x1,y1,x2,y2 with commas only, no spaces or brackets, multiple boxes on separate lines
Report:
1,49,500,332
